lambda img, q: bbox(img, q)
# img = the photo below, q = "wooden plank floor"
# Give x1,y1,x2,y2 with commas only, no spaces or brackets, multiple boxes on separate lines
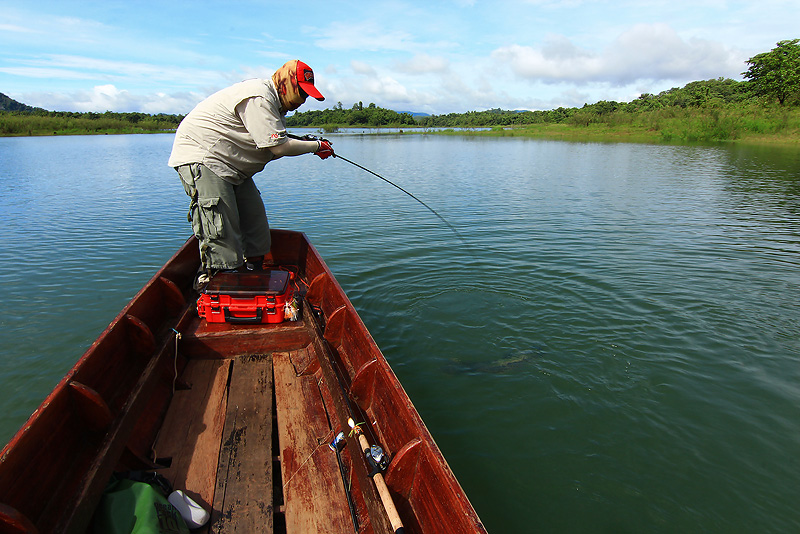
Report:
153,350,353,534
273,350,353,533
153,356,275,533
153,358,231,511
211,355,274,533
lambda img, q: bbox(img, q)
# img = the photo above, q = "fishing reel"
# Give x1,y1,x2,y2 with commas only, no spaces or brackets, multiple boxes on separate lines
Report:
365,444,390,477
329,431,346,452
329,431,389,476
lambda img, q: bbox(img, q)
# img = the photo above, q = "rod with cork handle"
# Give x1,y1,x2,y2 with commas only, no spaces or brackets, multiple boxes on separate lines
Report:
348,417,405,534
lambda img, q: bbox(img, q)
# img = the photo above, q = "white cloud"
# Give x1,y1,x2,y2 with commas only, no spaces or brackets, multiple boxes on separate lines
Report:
315,21,417,53
255,50,294,60
353,75,412,104
351,60,377,76
606,23,743,82
395,54,450,74
520,0,588,7
141,93,204,115
0,66,96,80
1,53,229,98
492,42,601,82
492,23,745,86
19,84,204,114
0,23,38,34
82,84,131,110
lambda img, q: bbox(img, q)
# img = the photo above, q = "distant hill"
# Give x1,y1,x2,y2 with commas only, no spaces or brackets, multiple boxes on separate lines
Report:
0,93,44,113
399,110,430,118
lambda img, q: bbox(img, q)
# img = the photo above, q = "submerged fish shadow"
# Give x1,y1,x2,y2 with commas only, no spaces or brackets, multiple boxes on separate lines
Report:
441,345,546,376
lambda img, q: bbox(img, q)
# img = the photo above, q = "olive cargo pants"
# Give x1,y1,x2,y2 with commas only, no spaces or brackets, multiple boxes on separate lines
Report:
176,163,271,271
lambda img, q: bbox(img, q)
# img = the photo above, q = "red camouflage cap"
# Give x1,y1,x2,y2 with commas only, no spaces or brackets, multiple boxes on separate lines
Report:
296,61,324,101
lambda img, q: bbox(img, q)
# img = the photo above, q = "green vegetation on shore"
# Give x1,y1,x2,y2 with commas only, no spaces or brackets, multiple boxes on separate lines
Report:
2,40,798,145
434,102,800,145
0,108,183,137
286,101,416,130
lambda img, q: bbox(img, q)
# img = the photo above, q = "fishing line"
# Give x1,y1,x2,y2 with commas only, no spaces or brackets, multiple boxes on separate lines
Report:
333,153,468,246
288,133,467,246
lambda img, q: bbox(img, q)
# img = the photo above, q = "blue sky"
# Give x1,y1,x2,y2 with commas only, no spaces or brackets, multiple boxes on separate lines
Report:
1,0,797,115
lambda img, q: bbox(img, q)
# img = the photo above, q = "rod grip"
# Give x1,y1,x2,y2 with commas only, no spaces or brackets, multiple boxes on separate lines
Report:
353,428,405,533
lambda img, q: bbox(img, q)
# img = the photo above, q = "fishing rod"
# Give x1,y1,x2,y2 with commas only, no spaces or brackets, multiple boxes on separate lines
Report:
289,133,467,245
305,301,405,534
348,417,405,534
333,153,467,246
329,431,360,532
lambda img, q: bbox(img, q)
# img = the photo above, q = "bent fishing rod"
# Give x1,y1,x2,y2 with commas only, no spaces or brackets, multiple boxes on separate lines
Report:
333,153,467,246
290,134,467,246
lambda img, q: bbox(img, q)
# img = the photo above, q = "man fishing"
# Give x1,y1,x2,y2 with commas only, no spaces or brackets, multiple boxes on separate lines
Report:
168,59,333,286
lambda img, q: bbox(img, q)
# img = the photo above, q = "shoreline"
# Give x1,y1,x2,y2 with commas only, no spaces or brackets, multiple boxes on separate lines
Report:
442,124,800,146
1,124,798,147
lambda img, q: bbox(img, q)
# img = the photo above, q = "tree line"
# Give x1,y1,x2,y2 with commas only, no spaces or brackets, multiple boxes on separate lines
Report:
413,77,751,128
284,77,755,129
286,101,416,128
285,74,783,130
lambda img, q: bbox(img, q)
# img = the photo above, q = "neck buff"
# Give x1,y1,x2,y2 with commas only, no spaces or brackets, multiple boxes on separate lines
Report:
272,60,306,114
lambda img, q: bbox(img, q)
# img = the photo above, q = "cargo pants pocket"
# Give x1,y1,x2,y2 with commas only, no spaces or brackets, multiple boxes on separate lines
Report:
192,197,224,240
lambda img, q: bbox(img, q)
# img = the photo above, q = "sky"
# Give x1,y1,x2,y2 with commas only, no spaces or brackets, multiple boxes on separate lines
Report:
1,0,798,116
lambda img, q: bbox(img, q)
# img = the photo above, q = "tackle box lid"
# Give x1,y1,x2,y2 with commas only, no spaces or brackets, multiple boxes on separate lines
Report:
203,270,290,297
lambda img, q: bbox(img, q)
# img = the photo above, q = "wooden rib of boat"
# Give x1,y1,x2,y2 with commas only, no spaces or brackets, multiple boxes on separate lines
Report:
0,230,486,534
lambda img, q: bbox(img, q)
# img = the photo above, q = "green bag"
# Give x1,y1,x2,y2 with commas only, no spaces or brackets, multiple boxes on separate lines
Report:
91,474,189,534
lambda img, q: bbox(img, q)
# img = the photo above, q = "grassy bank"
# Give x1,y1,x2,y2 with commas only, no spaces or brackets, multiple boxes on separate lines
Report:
432,105,800,145
0,111,181,137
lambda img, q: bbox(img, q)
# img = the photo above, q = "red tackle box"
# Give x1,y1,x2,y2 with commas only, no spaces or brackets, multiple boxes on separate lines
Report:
197,270,293,324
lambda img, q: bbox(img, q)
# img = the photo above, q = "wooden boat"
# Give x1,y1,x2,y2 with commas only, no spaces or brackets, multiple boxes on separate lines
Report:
0,230,486,534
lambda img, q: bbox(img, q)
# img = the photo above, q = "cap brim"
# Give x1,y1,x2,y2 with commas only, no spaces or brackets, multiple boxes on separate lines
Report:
299,82,324,101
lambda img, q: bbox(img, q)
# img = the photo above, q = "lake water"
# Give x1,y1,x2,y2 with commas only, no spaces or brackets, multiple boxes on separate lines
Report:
1,132,799,533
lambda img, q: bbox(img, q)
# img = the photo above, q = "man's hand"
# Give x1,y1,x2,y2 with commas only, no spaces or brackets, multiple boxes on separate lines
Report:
315,139,334,159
